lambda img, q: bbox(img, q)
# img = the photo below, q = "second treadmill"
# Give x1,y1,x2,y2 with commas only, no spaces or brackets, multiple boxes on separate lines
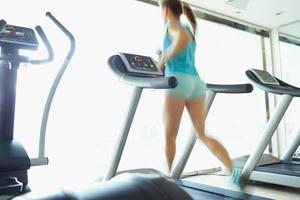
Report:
240,68,300,189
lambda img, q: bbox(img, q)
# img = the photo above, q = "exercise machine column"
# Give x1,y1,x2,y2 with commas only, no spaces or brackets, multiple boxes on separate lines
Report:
0,48,19,140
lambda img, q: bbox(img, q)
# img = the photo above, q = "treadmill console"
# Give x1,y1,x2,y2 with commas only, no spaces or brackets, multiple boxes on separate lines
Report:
249,69,279,85
119,53,163,76
0,25,38,50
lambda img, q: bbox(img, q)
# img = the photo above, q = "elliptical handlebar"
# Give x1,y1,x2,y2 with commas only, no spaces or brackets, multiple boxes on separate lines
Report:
36,12,76,166
31,11,76,65
0,21,54,65
0,12,75,66
0,20,6,32
46,12,75,59
30,26,54,65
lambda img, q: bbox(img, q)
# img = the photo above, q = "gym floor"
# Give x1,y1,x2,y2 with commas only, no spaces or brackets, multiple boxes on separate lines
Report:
184,173,300,200
27,167,300,199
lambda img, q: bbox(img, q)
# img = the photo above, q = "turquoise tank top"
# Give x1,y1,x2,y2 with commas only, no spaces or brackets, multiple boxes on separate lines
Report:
163,21,198,76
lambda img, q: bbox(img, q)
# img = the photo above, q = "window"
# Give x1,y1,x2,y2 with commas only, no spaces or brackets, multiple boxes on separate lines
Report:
280,41,300,157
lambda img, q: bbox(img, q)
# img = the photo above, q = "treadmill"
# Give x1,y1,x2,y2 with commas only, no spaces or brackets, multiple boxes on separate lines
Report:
106,53,270,200
240,68,300,189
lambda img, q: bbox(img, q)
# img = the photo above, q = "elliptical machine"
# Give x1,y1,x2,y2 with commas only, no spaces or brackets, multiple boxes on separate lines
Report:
0,12,75,197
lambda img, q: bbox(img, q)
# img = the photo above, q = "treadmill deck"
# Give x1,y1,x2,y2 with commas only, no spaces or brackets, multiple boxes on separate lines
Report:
172,179,271,200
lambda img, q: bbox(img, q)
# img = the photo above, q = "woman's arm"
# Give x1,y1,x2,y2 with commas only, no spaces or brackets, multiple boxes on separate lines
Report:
163,22,190,64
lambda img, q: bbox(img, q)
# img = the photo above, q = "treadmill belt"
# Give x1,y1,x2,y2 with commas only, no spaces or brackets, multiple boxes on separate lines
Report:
256,162,300,177
172,180,271,200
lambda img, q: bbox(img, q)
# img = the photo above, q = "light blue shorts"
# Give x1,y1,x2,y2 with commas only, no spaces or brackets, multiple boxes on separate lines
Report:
166,72,206,100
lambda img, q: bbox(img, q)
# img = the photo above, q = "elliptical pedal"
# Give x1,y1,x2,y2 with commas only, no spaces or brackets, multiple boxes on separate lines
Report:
0,177,23,196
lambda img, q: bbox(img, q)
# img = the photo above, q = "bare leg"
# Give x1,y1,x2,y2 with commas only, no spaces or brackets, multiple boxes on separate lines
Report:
163,95,185,173
186,97,233,172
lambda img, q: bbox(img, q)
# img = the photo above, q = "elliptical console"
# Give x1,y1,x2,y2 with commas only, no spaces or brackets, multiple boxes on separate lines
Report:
0,25,39,50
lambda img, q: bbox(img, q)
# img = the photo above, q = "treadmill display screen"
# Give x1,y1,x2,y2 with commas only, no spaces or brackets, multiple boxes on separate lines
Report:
120,53,163,76
250,69,279,85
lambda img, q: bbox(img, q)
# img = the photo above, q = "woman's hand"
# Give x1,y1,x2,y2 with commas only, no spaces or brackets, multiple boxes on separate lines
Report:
156,49,165,70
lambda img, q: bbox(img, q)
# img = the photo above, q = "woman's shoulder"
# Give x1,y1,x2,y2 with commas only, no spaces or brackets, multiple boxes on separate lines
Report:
167,21,193,42
169,21,190,34
167,20,181,30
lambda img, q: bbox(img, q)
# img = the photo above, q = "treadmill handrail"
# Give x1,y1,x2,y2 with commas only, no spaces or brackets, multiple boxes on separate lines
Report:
246,70,300,97
108,55,177,89
207,83,253,94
